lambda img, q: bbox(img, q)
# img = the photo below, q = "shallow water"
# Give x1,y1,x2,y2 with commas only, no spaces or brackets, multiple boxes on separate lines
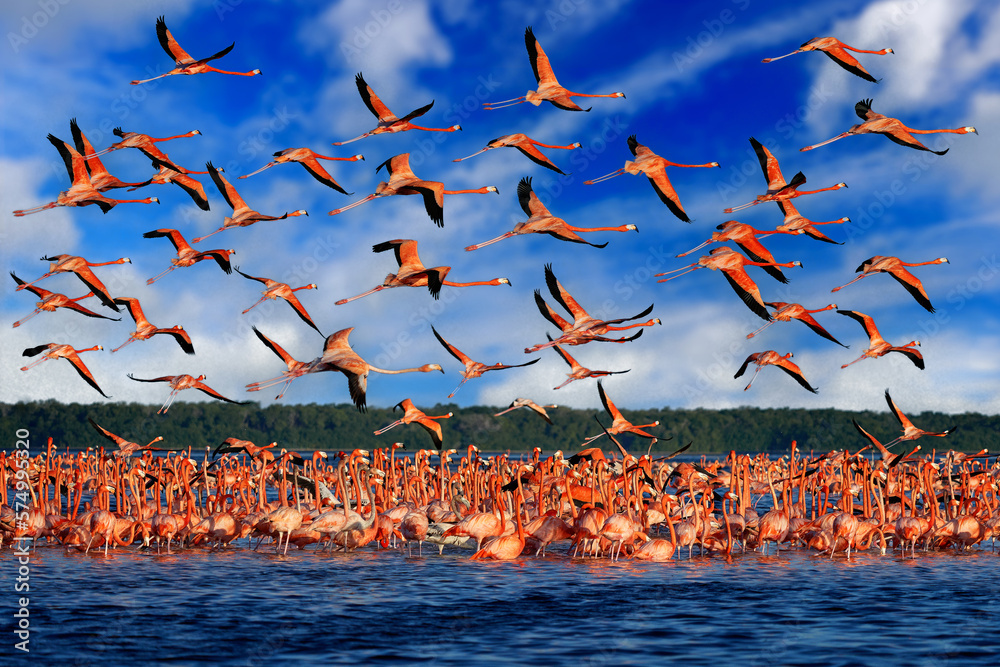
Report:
7,542,999,665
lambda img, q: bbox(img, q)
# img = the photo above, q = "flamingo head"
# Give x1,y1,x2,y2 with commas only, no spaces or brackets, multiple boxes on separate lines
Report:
626,224,638,232
486,185,499,194
353,154,365,161
962,127,977,134
936,257,950,264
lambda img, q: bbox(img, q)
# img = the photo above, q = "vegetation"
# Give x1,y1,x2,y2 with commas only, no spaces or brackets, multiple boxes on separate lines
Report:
1,400,996,455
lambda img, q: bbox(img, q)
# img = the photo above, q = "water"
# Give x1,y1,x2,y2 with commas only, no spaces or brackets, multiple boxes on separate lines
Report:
8,544,999,665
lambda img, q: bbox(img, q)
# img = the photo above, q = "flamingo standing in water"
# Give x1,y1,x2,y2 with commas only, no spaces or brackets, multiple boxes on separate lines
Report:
15,254,130,311
883,389,956,448
374,398,453,451
240,148,364,195
830,255,949,313
336,239,510,304
13,135,159,216
837,310,924,369
130,16,261,84
431,326,540,398
20,343,110,398
762,37,893,82
801,99,977,154
10,272,120,328
547,334,630,389
329,153,497,227
143,228,234,284
493,397,557,424
585,135,719,222
127,373,251,414
465,177,636,250
723,137,846,214
735,351,817,393
745,302,846,347
453,134,580,174
112,296,195,355
483,27,625,111
194,162,308,243
88,418,165,457
333,72,461,145
677,220,799,283
233,267,322,335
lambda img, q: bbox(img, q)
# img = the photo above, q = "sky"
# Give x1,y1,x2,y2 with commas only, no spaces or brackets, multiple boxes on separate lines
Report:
2,0,998,419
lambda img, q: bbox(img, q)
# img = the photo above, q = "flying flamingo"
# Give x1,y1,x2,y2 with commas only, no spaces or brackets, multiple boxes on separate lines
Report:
82,126,201,171
333,72,461,145
68,118,146,192
233,266,322,335
830,255,948,313
526,263,659,353
111,296,195,355
851,419,909,468
465,176,636,251
584,135,720,222
493,397,557,424
212,436,277,463
883,389,956,448
10,272,120,327
246,327,443,412
13,135,159,216
336,239,510,304
801,99,977,154
88,418,165,457
734,351,817,393
126,159,212,210
762,37,892,82
15,254,130,311
677,220,799,283
483,27,625,111
837,310,923,369
239,148,364,195
656,247,802,321
193,162,308,243
762,199,849,245
329,153,497,227
143,228,235,284
745,302,846,347
373,398,453,451
127,373,251,414
453,134,580,174
246,327,315,400
130,16,261,84
431,326,540,398
20,343,110,398
581,380,662,446
546,334,630,389
723,137,846,214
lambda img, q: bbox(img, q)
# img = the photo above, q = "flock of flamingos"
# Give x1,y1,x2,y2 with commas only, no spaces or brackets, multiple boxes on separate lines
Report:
7,18,996,560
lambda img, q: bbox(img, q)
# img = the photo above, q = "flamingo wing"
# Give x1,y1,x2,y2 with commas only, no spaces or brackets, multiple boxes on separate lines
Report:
207,161,243,211
10,271,49,299
373,239,421,271
517,176,548,217
889,347,925,370
774,357,817,393
534,291,573,331
881,128,949,155
69,268,117,312
252,326,297,367
113,297,146,324
720,269,771,321
47,134,88,185
281,291,323,335
232,266,269,286
884,389,916,431
749,137,784,188
792,311,847,347
596,380,624,421
22,343,54,358
143,228,190,253
823,48,877,83
431,326,473,365
193,381,251,405
65,353,110,398
524,27,558,87
168,173,211,210
513,143,566,174
886,267,935,312
196,250,234,274
160,328,195,355
127,373,173,384
354,72,397,121
398,100,435,125
852,419,896,462
645,170,690,222
544,264,590,325
297,159,350,195
155,16,197,64
89,417,125,447
733,353,758,379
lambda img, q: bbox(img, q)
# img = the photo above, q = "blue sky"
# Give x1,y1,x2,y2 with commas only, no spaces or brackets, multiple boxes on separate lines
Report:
2,0,998,417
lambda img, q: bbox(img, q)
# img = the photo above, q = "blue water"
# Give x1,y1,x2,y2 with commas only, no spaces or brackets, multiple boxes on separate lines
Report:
7,544,999,665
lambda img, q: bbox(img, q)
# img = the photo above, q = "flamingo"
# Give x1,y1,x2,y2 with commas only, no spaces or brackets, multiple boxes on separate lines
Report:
239,148,364,195
68,118,146,192
656,247,802,321
126,159,212,210
333,72,461,145
851,419,910,468
465,176,636,251
677,220,799,283
431,326,540,398
13,135,159,216
493,398,557,424
837,310,924,369
469,469,530,560
212,437,277,463
546,334,630,389
763,199,849,245
20,343,110,398
127,373,251,414
335,239,510,304
143,228,234,284
130,16,261,84
802,99,976,154
584,135,719,222
762,37,893,82
246,327,314,400
233,267,322,335
15,254,130,311
88,418,164,458
483,27,625,111
329,153,497,227
82,126,201,170
10,272,120,327
883,389,956,449
735,351,817,393
830,255,948,313
745,302,846,347
453,133,580,174
111,296,195,355
581,380,663,446
723,137,846,214
193,162,307,243
245,327,443,412
374,398,452,451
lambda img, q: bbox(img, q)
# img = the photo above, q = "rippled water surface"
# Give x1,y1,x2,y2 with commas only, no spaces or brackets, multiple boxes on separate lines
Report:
8,543,999,665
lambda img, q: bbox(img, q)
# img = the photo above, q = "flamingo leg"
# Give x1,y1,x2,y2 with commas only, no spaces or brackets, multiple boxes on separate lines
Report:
656,267,699,283
20,356,55,371
130,72,173,85
110,336,137,353
464,231,517,251
482,97,527,109
583,168,625,185
800,133,851,152
146,266,177,285
447,377,471,399
452,147,492,162
373,420,404,436
335,285,388,305
840,355,868,369
331,133,372,146
676,240,714,258
12,309,43,328
239,162,276,179
242,296,270,314
12,203,59,216
723,200,761,214
329,193,377,216
743,365,763,391
830,274,869,293
190,228,228,244
15,273,55,291
745,320,776,339
761,51,801,62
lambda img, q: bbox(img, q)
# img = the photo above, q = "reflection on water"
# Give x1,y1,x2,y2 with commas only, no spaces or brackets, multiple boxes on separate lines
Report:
7,545,999,664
